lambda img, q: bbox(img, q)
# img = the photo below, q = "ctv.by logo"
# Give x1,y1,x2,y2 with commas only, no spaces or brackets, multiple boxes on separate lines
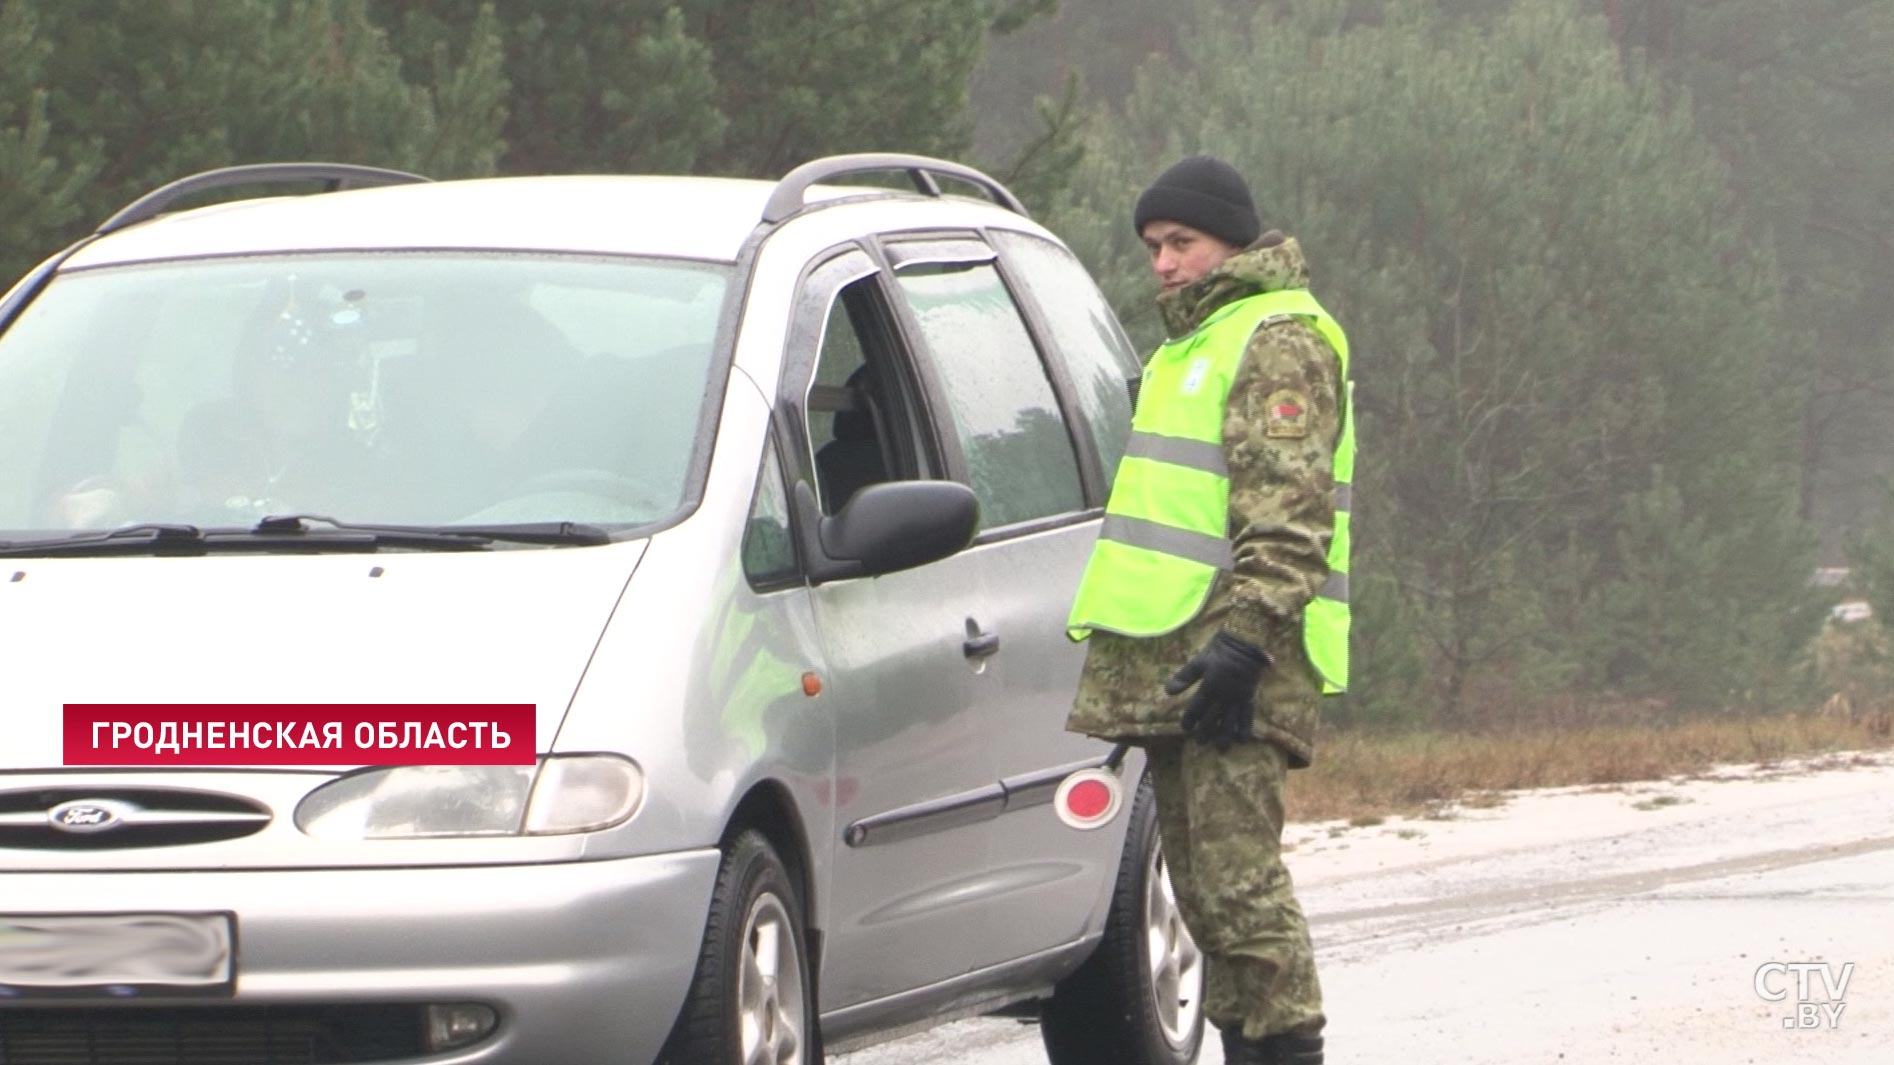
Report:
1754,961,1853,1029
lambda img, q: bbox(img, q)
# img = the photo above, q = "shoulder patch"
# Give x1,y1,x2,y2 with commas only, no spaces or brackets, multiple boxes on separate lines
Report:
1263,388,1311,439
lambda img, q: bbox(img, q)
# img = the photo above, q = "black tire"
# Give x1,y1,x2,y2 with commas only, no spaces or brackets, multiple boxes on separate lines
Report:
1041,774,1205,1065
656,830,818,1065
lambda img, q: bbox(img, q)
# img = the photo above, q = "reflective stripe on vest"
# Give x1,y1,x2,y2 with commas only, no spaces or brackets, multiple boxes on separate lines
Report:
1066,288,1355,694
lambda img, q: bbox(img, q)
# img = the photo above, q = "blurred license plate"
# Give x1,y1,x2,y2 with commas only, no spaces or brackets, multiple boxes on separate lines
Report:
0,914,234,997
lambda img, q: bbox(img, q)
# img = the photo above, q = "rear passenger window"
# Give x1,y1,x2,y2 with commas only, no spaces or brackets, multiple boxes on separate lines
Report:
987,230,1141,486
890,260,1084,530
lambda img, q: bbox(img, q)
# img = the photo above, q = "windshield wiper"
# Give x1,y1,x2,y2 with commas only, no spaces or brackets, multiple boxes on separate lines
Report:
0,515,611,558
255,514,613,546
0,523,211,557
0,519,490,557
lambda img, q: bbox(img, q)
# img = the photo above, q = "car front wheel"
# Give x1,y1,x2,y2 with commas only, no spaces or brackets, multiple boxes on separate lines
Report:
657,829,814,1065
1041,774,1205,1065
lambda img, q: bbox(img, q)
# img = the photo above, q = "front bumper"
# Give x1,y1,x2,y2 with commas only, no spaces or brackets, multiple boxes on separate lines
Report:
0,850,722,1065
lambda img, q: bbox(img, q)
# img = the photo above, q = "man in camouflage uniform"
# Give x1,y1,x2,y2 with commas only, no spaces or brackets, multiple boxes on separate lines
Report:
1066,156,1344,1065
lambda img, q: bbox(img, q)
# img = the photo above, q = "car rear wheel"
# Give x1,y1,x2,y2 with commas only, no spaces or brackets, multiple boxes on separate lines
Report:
657,829,814,1065
1041,774,1205,1065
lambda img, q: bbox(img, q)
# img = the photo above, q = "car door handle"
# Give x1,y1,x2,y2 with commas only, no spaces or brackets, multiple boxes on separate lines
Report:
963,631,1000,659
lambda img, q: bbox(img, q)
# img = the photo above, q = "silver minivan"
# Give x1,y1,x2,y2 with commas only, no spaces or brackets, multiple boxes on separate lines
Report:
0,156,1203,1065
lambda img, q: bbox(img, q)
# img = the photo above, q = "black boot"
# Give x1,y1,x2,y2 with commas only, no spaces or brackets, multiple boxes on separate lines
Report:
1258,1031,1323,1065
1222,1028,1323,1065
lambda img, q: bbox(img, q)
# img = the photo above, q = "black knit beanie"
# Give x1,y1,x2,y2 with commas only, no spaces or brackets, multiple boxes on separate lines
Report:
1132,155,1261,249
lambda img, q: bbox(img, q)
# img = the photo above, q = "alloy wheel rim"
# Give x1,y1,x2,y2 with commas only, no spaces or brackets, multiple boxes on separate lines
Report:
1144,843,1205,1046
737,891,806,1065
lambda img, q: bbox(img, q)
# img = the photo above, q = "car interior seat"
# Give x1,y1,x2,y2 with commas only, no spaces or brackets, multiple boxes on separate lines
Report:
813,367,890,515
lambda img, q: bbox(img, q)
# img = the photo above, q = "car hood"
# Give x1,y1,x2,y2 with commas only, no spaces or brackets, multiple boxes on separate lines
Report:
0,543,646,771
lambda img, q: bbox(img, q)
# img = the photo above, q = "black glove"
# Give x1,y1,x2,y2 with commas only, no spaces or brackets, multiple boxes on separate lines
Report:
1165,631,1270,751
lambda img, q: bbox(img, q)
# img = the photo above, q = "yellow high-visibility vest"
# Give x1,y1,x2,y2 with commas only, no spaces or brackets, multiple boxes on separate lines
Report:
1066,289,1354,693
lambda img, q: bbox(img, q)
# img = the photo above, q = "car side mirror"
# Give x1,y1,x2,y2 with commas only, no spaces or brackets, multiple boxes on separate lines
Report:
794,479,979,582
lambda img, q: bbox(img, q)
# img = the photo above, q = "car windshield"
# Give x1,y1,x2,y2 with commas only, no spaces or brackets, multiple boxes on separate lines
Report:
0,253,731,536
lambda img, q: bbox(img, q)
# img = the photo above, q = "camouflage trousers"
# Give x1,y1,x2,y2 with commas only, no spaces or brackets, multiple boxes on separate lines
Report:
1145,737,1325,1042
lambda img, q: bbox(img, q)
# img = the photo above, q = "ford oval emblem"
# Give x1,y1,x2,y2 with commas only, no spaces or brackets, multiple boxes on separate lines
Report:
48,800,127,834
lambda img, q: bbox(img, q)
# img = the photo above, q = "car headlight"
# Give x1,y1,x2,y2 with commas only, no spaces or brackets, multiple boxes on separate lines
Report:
295,755,645,840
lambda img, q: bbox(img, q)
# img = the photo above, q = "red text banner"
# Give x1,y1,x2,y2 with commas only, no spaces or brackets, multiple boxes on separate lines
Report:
63,704,536,766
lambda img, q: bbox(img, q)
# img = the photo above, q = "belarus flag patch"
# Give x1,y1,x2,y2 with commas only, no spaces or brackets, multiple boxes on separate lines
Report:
1263,388,1311,439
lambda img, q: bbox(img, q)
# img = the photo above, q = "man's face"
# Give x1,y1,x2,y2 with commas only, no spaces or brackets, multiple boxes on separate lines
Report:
1141,221,1238,292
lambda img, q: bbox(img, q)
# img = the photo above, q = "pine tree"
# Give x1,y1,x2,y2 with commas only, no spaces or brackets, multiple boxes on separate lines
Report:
375,0,1040,178
375,0,723,174
0,0,100,286
1601,0,1894,554
690,0,992,177
31,0,505,238
1850,482,1894,630
1051,0,1819,721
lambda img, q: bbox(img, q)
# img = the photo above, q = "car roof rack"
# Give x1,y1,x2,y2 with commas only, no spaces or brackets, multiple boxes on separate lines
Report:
95,162,431,236
761,152,1028,224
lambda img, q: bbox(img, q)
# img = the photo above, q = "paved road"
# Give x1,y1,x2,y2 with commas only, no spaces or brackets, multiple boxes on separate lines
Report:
834,753,1894,1065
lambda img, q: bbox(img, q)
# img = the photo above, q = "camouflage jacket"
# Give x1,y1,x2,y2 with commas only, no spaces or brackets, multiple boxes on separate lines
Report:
1066,233,1343,768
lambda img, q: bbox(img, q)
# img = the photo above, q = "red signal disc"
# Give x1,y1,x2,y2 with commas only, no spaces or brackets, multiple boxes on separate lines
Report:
1065,778,1113,820
1053,767,1124,830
